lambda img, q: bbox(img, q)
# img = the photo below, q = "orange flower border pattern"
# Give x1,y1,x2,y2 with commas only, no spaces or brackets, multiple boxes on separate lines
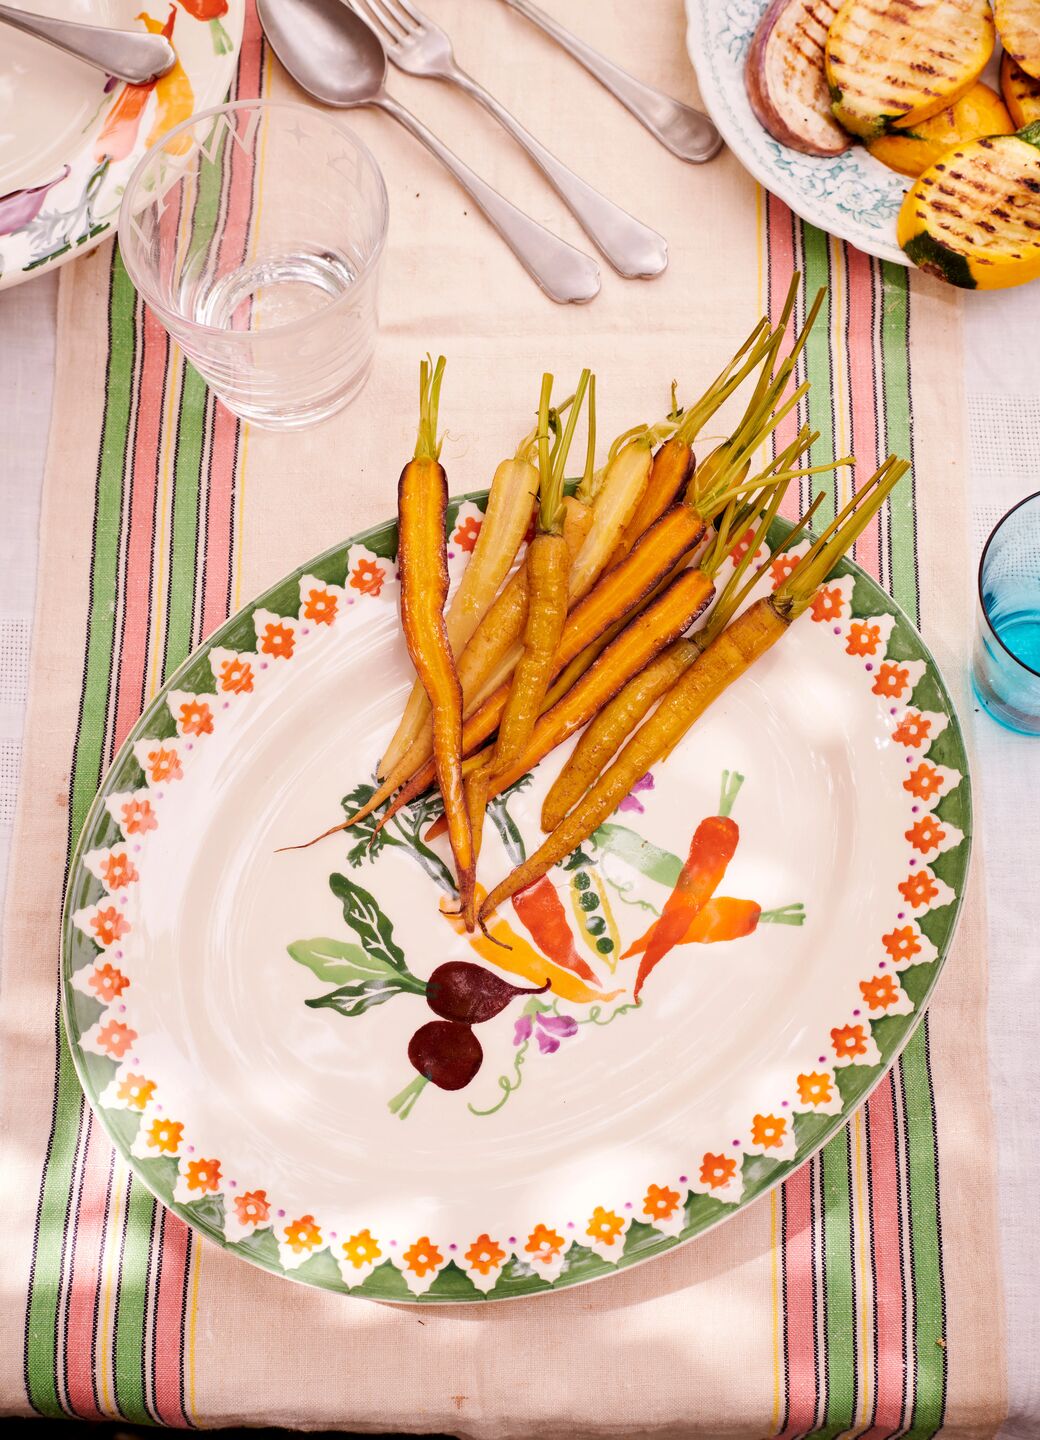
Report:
64,512,969,1301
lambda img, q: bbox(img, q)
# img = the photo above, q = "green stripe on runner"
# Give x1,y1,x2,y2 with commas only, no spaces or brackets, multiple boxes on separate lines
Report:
800,225,837,531
899,1025,947,1438
165,116,230,673
813,1127,858,1439
113,1178,157,1421
880,265,917,624
25,253,137,1418
112,117,232,1421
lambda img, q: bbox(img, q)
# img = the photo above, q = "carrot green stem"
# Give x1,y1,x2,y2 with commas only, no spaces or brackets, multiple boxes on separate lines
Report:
759,903,806,926
778,458,910,616
414,355,446,462
538,369,590,534
717,770,745,818
387,1074,428,1119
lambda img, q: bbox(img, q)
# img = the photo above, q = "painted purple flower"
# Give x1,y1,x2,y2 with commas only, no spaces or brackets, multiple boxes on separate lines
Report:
534,1012,578,1054
513,1013,533,1046
618,771,655,814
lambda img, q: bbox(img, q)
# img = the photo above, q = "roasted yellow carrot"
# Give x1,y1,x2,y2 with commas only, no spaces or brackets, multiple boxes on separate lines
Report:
468,369,589,858
377,419,539,779
397,357,475,928
478,460,908,927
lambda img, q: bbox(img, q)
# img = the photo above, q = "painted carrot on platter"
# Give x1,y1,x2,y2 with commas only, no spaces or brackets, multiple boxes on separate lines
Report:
624,770,744,998
511,876,600,985
397,357,475,928
621,897,806,948
441,893,617,1006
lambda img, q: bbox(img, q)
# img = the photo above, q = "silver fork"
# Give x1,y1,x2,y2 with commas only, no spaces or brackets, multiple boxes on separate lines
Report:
351,0,668,279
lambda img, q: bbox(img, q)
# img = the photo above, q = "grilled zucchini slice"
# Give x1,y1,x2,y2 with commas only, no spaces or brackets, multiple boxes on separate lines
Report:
868,82,1014,177
746,0,850,156
995,0,1040,82
897,123,1040,289
826,0,995,139
1002,50,1040,128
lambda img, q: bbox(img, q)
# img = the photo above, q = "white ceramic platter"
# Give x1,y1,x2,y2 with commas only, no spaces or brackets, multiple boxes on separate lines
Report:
62,496,971,1301
0,0,243,288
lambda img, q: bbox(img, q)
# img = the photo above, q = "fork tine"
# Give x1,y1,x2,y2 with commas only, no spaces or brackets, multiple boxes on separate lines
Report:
380,0,425,33
352,0,406,44
391,0,427,27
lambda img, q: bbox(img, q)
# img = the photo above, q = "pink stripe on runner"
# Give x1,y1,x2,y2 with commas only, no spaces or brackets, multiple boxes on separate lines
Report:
62,1123,111,1420
858,1078,907,1440
111,304,167,752
199,1,263,641
778,1163,818,1438
845,246,881,580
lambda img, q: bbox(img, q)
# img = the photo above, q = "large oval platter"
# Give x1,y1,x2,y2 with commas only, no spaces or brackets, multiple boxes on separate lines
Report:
62,493,971,1301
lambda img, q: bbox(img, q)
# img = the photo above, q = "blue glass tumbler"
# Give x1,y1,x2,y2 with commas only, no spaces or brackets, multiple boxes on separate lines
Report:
972,492,1040,735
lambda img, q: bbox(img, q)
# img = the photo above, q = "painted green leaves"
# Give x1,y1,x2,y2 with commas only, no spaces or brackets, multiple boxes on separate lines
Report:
290,874,426,1016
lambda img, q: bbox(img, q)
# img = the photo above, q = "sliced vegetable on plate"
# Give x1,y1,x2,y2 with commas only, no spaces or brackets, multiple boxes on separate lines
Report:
824,0,995,139
745,0,850,156
1001,50,1040,127
994,0,1040,81
867,82,1013,178
897,122,1040,288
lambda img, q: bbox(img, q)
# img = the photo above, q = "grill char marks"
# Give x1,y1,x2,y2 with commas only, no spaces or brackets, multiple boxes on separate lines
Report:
994,0,1040,82
745,0,850,156
825,0,995,137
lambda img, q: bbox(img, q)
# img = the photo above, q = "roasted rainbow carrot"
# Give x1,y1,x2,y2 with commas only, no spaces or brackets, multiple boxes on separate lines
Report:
377,414,540,779
478,458,909,928
541,468,827,829
396,357,476,929
467,369,590,859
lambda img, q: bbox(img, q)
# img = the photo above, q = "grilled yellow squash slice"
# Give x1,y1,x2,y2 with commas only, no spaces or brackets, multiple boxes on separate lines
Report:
868,82,1013,176
995,0,1040,82
826,0,995,139
1002,51,1040,128
897,124,1040,289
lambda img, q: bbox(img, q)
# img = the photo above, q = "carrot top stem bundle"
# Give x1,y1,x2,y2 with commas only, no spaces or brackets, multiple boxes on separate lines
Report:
397,356,476,928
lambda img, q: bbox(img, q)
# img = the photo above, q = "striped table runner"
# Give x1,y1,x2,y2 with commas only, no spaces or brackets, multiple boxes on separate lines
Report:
0,2,1006,1433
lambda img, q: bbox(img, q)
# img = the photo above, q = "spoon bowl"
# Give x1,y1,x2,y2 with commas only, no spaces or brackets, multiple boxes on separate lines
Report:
257,0,389,107
257,0,601,303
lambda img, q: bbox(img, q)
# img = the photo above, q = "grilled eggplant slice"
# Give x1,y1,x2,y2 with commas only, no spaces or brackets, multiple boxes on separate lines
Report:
745,0,850,156
868,82,1014,177
897,123,1040,289
1002,50,1040,128
826,0,995,139
995,0,1040,82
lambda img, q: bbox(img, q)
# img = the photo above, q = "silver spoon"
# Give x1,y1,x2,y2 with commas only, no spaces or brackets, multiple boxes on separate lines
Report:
0,2,174,85
256,0,601,304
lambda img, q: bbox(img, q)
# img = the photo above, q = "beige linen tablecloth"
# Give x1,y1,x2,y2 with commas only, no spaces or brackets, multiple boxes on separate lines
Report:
0,1,1006,1433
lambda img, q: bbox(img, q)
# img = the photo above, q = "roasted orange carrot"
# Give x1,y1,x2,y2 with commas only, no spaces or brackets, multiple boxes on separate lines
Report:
377,417,540,779
540,435,833,830
426,564,719,843
624,770,743,997
397,357,475,928
478,458,909,930
468,369,590,858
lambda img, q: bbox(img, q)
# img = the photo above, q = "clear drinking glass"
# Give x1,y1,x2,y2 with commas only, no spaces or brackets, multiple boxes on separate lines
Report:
119,101,389,429
972,491,1040,735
